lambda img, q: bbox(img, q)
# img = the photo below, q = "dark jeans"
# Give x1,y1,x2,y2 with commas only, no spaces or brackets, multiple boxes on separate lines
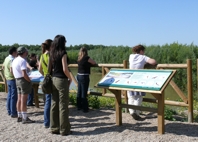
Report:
77,75,90,111
27,88,34,105
44,94,51,127
6,79,17,116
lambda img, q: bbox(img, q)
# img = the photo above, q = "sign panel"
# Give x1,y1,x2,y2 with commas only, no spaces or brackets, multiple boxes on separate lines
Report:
97,69,173,91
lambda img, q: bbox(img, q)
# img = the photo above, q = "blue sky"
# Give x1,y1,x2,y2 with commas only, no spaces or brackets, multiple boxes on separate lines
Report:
0,0,198,47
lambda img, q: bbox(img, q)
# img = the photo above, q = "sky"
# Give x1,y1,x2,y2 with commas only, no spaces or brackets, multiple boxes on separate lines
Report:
0,0,198,47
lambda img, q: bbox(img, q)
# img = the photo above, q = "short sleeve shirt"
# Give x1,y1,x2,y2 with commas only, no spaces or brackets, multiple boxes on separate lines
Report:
12,56,27,78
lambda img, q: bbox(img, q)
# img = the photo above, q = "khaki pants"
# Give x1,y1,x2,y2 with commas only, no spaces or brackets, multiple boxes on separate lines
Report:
50,77,71,134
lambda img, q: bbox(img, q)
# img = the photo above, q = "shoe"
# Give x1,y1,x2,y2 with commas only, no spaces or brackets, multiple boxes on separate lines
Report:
17,117,22,122
11,115,18,118
61,131,73,136
131,113,141,120
22,117,35,124
44,125,49,128
83,110,89,113
51,131,60,134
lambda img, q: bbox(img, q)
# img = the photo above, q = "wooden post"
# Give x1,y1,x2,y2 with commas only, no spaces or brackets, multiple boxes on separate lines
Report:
33,84,39,108
187,59,193,122
114,90,122,125
157,92,165,134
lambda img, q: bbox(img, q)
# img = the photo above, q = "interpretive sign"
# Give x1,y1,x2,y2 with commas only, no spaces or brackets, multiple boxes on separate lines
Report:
97,69,173,91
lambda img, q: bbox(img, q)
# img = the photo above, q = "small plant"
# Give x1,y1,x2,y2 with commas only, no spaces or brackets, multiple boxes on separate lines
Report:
164,107,176,121
69,93,77,106
88,95,100,109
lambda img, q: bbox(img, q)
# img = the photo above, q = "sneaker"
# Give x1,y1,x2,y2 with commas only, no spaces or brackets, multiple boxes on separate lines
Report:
131,113,141,120
11,115,18,118
17,117,22,122
22,117,35,124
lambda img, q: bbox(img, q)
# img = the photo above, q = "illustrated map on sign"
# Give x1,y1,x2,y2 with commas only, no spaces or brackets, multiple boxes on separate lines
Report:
97,69,173,91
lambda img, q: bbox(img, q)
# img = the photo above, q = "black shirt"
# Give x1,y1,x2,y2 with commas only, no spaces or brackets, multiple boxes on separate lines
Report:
78,56,91,74
52,51,68,78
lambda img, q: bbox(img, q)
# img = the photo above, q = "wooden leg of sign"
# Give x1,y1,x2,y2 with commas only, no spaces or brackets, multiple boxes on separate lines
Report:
33,84,39,108
115,90,122,125
158,92,165,134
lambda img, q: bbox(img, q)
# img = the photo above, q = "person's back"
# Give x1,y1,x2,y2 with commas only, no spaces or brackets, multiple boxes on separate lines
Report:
127,44,156,120
129,54,150,69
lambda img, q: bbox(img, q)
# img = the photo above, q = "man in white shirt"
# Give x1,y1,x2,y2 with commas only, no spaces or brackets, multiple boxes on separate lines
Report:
12,46,35,124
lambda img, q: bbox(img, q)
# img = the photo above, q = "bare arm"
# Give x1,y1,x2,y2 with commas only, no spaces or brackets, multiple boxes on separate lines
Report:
38,62,44,76
88,58,96,65
146,58,157,65
62,54,72,86
22,70,31,82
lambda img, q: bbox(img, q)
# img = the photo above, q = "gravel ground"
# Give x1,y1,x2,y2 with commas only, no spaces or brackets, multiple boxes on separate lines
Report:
0,92,198,142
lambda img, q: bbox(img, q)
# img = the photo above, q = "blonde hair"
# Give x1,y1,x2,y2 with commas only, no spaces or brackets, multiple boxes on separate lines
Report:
78,47,88,61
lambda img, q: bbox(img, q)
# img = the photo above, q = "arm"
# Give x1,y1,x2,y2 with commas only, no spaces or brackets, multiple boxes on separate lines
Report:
22,69,31,82
27,62,33,71
38,62,44,76
146,58,157,65
88,58,96,65
62,54,72,86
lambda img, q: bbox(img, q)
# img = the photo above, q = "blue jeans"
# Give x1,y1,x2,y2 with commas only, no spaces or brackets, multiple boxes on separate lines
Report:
44,94,51,127
27,88,34,105
6,80,17,116
77,75,90,111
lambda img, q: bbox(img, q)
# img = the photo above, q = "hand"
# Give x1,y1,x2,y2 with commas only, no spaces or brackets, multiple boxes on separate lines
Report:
68,79,72,87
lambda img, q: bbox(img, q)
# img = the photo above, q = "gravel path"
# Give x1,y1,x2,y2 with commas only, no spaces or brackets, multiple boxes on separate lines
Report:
0,92,198,142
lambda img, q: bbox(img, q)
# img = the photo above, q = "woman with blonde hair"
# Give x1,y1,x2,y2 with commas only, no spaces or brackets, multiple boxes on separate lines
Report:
77,47,96,112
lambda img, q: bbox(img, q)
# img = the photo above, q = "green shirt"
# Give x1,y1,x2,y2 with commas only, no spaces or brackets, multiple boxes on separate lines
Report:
3,55,15,80
40,53,49,76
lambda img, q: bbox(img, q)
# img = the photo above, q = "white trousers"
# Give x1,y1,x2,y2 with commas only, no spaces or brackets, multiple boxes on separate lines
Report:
127,91,143,115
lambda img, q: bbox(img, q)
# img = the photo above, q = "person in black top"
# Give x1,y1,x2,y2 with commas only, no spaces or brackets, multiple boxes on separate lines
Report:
50,35,72,136
28,53,39,70
77,47,96,112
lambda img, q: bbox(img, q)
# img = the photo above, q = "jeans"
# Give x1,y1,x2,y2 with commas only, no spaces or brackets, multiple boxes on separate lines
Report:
6,80,17,116
51,77,71,134
44,94,51,127
77,75,90,111
27,88,34,105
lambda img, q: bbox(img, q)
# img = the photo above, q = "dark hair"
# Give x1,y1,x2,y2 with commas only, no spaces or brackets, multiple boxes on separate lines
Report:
30,53,36,58
9,46,17,55
50,35,67,63
41,39,53,53
132,44,145,53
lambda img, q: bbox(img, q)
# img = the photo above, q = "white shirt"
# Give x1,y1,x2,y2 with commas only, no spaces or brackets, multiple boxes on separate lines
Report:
129,54,150,69
12,56,27,78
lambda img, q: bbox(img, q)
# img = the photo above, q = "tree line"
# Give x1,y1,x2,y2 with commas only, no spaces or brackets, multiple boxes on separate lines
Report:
0,43,198,95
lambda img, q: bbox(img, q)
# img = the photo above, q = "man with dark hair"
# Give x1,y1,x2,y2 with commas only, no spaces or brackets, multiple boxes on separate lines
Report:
12,46,35,123
3,46,18,117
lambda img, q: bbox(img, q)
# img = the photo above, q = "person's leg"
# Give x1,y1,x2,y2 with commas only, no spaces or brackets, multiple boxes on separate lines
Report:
76,75,82,110
127,91,135,114
133,95,143,115
81,75,89,112
44,94,51,128
54,77,71,135
10,80,17,117
27,88,34,106
50,77,60,133
6,80,11,115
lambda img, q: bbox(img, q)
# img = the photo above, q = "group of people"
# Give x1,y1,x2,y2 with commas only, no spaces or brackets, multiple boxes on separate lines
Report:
3,34,156,136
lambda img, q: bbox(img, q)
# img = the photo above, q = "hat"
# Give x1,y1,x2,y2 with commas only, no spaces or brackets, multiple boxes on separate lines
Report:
17,46,27,54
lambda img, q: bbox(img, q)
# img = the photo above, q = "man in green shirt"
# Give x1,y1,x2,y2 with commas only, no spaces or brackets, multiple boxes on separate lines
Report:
3,46,18,117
